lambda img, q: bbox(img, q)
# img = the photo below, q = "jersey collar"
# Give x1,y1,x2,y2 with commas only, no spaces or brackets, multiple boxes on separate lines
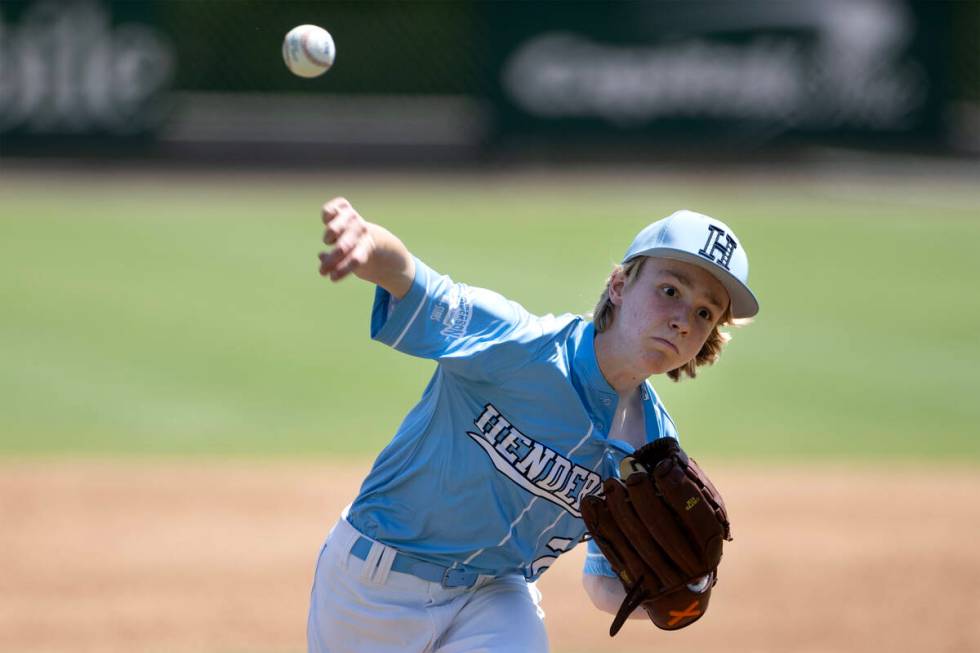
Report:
570,321,619,436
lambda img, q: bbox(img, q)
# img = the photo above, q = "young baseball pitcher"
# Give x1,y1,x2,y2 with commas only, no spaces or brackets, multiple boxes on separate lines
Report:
308,197,758,652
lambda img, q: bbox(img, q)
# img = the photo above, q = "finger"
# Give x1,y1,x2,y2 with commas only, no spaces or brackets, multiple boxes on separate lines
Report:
330,240,370,281
318,251,336,276
318,246,347,276
323,207,356,245
318,231,363,278
321,196,352,224
327,217,363,259
322,196,351,220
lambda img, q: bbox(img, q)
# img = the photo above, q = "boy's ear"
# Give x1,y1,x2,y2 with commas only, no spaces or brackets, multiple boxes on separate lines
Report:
608,270,626,306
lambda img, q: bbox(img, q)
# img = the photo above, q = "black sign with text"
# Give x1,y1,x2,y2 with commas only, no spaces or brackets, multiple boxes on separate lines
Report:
0,0,968,156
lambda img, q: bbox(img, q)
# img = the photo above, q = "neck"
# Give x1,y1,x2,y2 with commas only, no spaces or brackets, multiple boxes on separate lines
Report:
594,328,645,396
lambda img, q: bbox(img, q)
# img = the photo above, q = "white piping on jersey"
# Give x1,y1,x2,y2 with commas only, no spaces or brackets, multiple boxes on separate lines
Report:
462,497,540,566
565,424,594,457
461,423,595,568
392,294,428,349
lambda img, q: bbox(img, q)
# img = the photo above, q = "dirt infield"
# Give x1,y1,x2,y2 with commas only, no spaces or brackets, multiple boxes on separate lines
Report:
2,461,978,653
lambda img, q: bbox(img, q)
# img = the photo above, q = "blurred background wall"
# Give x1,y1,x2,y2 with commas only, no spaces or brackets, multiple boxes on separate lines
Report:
2,0,978,164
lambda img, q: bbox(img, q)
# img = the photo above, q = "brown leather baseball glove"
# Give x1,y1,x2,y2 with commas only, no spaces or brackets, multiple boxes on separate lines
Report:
580,437,732,636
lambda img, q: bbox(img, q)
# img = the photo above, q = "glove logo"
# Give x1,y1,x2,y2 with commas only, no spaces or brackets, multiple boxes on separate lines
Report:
666,600,702,627
685,497,700,511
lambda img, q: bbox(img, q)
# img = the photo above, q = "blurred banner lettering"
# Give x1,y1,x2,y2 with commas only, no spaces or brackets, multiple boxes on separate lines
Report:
0,0,975,159
0,0,174,138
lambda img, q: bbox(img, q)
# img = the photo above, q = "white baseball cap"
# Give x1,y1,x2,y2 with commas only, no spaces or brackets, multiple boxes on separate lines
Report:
623,210,759,318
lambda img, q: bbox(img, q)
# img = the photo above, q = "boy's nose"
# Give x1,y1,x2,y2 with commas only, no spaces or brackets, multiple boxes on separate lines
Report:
669,315,690,335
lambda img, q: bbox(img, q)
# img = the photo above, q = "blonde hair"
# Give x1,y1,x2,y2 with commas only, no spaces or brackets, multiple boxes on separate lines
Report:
591,257,745,382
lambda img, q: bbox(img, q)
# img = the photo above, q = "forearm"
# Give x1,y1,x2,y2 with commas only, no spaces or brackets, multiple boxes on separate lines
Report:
582,574,647,619
353,223,415,300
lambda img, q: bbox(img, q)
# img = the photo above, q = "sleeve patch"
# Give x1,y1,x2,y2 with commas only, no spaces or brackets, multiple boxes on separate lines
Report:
432,284,473,339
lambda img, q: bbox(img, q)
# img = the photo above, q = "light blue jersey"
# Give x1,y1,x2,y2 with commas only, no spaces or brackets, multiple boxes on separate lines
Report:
347,257,679,582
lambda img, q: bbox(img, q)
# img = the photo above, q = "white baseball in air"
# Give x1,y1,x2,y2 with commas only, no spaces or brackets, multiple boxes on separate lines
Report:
282,24,335,78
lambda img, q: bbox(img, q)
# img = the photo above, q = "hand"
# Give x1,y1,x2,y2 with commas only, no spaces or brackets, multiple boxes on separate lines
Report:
318,197,376,282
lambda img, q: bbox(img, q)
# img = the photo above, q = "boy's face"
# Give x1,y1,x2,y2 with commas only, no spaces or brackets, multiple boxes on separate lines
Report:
610,258,730,376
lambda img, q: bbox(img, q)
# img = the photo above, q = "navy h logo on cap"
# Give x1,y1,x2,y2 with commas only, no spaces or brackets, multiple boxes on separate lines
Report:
697,225,737,271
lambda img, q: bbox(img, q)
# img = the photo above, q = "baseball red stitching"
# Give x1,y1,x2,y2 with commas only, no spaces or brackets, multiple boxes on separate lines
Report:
300,30,331,68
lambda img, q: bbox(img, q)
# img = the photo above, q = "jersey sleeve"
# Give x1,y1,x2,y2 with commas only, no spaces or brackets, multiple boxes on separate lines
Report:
370,256,537,381
583,538,618,577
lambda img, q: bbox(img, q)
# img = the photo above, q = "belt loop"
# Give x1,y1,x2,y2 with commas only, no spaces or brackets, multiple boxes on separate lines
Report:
337,518,359,571
360,541,384,583
441,561,459,589
476,573,495,588
372,546,396,585
360,540,398,585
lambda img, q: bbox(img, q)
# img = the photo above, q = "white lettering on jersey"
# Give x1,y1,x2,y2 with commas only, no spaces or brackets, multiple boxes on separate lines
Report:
433,284,473,338
467,403,602,518
529,536,575,577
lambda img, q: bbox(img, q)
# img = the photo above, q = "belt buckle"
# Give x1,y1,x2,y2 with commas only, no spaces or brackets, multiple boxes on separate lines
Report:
441,566,472,589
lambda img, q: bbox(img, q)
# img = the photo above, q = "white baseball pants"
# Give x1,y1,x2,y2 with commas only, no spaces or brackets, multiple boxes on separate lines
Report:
307,516,549,653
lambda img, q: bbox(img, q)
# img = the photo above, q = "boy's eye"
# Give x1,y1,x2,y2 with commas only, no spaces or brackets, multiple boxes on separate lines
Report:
698,308,713,321
662,286,677,297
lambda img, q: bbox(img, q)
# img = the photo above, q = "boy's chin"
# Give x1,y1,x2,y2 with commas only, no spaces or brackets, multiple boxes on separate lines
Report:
639,355,677,377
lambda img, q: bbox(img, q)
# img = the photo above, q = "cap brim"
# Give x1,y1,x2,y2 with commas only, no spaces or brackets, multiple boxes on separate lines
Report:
628,248,759,319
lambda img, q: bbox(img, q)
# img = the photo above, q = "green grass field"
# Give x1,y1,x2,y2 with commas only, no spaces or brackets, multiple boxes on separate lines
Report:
2,169,978,461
